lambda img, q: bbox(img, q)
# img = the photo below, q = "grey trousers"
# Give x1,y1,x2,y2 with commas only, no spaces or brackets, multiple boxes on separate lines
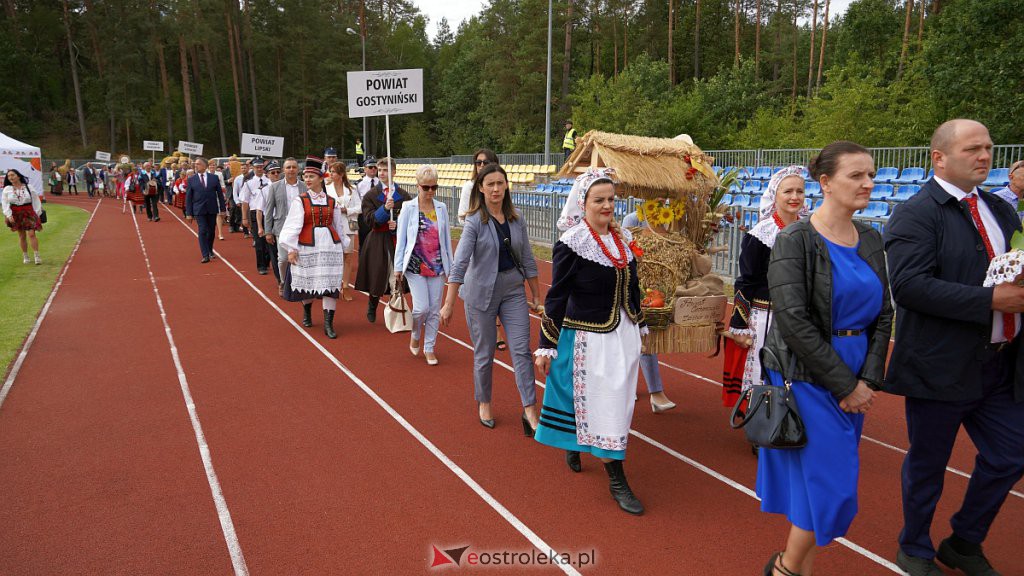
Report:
465,269,537,406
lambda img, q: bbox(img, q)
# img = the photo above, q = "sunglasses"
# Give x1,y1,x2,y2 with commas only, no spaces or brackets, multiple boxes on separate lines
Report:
269,170,281,175
474,160,491,166
420,184,439,192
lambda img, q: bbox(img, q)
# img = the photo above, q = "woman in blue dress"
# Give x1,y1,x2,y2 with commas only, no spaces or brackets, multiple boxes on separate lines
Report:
756,141,894,576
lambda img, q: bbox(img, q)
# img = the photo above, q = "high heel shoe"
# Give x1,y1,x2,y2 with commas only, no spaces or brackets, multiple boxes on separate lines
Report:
521,413,537,438
424,352,438,366
763,552,801,576
479,404,494,429
409,337,420,356
650,397,677,413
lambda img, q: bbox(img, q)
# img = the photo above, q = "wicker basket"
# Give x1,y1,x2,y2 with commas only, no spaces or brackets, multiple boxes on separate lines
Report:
642,304,674,330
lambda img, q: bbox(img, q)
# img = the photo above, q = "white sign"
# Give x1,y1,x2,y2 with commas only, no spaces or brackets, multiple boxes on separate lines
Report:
178,140,204,155
241,133,285,157
143,140,165,152
347,68,424,118
95,151,111,162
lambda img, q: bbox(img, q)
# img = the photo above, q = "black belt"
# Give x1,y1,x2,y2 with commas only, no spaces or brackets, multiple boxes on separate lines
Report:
984,340,1016,353
832,329,863,337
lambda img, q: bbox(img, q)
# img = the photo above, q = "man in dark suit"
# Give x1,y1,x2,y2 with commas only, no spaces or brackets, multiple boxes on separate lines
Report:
83,164,96,197
885,119,1024,576
185,156,226,263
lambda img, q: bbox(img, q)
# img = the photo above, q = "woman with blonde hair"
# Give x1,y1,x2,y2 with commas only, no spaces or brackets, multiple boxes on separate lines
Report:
394,165,454,365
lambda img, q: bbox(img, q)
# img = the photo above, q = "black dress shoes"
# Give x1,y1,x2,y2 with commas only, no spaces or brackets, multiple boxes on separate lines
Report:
937,537,1001,576
896,550,944,576
565,451,581,473
479,418,495,429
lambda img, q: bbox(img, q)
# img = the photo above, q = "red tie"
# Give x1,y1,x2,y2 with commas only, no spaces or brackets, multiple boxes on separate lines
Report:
965,194,1016,342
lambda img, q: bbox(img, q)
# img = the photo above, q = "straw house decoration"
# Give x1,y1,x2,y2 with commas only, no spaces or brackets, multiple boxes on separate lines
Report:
559,130,727,354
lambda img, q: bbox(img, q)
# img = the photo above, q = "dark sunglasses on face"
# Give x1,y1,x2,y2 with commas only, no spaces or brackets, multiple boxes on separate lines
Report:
269,170,281,175
420,184,439,191
474,160,491,166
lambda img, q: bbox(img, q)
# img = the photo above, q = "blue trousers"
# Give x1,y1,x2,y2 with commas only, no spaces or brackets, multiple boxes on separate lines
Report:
195,214,217,259
899,345,1024,559
640,353,663,393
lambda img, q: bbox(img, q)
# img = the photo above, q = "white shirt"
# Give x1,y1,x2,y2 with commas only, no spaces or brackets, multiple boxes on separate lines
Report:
242,174,269,211
935,175,1019,343
356,176,378,199
2,185,41,217
458,180,474,223
285,180,301,204
232,175,246,204
326,182,363,230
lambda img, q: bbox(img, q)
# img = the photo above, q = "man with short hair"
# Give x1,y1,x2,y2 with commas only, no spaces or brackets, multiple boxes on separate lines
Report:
354,137,364,168
185,156,226,263
239,158,272,275
992,160,1024,222
263,157,307,286
83,164,96,197
233,160,253,237
355,157,379,247
885,119,1024,576
142,161,161,222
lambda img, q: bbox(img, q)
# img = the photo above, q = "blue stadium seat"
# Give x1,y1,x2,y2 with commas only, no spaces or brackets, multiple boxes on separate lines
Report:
720,193,733,206
804,182,822,197
713,166,724,176
728,183,743,194
743,211,757,228
752,166,773,180
731,194,749,207
895,167,926,184
984,168,1010,187
925,169,934,182
864,201,890,218
723,166,739,178
875,167,899,183
742,181,762,194
870,184,894,200
743,166,757,179
804,198,813,211
892,185,920,201
813,198,824,211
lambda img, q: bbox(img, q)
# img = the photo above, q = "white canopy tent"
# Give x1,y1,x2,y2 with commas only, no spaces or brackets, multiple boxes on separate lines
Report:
0,131,43,195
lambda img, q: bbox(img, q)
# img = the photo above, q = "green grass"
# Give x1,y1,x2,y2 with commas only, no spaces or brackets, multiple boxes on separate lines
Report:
0,203,90,377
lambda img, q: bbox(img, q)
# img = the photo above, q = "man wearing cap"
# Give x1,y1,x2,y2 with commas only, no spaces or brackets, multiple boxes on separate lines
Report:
324,147,339,173
240,158,272,275
992,160,1024,223
355,157,379,247
562,120,577,161
264,158,308,288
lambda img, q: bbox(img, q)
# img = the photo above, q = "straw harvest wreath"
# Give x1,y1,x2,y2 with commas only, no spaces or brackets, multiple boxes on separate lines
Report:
985,231,1024,287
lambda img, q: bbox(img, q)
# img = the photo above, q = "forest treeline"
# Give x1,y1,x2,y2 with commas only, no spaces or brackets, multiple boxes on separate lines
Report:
3,0,1021,159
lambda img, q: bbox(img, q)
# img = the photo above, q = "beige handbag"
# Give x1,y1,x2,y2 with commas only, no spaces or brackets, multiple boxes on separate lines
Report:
384,275,413,333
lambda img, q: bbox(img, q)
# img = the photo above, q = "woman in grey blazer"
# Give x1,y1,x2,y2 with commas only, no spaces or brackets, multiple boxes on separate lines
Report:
441,163,543,433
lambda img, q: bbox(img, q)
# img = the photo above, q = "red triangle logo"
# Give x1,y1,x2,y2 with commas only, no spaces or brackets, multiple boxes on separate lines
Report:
430,545,454,568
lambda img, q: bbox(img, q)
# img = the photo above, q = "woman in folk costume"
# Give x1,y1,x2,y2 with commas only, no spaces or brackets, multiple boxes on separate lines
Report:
3,169,44,264
355,156,412,322
533,168,649,516
123,164,147,214
278,156,350,339
722,166,808,419
173,169,193,213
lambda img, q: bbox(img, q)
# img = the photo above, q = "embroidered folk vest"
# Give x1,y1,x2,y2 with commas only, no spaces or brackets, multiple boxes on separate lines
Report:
297,194,341,247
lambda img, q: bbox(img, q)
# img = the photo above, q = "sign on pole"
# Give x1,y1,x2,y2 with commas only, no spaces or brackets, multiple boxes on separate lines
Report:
143,140,165,152
178,140,204,155
241,133,285,157
95,151,111,162
346,69,424,119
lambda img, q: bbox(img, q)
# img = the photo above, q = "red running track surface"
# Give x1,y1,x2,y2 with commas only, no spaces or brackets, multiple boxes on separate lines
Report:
1,195,1021,575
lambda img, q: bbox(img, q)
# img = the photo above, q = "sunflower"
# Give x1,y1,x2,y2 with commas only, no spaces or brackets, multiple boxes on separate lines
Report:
656,206,675,226
670,199,687,219
635,206,646,222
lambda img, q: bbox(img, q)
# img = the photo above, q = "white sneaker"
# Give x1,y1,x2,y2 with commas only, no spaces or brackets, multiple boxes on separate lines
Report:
22,254,29,264
34,254,41,265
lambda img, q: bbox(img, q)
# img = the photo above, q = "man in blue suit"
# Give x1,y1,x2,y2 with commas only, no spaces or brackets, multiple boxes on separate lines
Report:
886,119,1024,576
185,156,226,263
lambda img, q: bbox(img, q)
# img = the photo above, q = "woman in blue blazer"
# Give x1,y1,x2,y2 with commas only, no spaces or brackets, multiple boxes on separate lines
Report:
394,165,454,366
441,163,543,433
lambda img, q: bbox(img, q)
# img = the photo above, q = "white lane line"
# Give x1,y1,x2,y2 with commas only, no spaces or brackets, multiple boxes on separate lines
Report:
165,209,580,576
651,358,1024,502
1,199,102,411
131,210,249,576
434,331,903,573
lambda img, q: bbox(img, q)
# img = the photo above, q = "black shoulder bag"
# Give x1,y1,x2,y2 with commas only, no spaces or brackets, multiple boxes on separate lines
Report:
490,218,527,279
729,347,806,450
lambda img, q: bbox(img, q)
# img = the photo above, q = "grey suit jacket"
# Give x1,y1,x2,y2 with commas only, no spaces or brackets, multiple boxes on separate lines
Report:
449,210,539,311
263,179,307,237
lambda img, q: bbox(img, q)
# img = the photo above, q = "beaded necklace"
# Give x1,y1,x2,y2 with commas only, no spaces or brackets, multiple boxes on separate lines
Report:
585,220,628,269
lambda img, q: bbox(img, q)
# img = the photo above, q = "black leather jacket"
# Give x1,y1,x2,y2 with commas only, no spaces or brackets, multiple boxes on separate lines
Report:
762,219,893,400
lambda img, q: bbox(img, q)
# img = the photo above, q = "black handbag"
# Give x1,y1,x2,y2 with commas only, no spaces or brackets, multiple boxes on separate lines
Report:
729,347,806,450
39,209,47,224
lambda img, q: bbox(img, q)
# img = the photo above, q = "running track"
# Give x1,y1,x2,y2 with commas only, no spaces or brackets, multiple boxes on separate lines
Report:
1,196,1021,575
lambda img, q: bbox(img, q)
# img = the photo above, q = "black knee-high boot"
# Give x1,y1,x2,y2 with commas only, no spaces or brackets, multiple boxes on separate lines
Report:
302,302,313,327
603,460,644,515
366,296,379,323
324,309,336,339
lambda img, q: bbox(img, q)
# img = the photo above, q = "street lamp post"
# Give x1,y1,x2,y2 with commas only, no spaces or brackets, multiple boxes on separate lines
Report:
346,18,367,164
544,0,552,166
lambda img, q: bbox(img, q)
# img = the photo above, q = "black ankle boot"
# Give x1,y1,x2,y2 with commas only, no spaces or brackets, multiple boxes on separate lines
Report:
566,451,582,473
324,309,336,339
302,303,313,327
367,296,379,323
603,460,644,515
